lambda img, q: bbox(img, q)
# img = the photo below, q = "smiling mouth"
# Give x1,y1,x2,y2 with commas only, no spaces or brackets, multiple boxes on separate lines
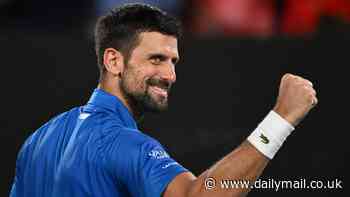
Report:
149,86,168,98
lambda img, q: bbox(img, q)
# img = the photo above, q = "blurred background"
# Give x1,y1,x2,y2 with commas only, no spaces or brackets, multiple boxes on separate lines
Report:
1,0,349,196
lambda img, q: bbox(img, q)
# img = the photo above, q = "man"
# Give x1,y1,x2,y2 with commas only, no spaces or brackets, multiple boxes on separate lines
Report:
10,4,318,197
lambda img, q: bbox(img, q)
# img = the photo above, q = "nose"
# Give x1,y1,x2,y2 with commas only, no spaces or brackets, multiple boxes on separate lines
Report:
160,63,176,84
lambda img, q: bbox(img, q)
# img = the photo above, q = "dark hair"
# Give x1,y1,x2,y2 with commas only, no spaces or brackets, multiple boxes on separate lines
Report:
94,3,182,80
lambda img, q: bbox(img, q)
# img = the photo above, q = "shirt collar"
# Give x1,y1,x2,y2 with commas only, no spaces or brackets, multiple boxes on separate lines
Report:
84,88,137,129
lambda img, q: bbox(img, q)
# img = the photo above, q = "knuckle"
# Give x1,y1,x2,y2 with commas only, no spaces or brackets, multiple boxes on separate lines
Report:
305,79,313,87
307,96,314,103
296,76,305,82
311,88,317,95
303,84,315,93
294,75,302,79
283,73,293,80
303,85,314,93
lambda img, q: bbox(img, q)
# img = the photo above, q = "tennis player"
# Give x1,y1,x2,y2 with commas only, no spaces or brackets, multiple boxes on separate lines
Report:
10,4,317,197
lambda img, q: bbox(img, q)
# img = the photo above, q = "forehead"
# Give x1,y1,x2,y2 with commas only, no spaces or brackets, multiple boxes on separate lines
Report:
132,31,179,57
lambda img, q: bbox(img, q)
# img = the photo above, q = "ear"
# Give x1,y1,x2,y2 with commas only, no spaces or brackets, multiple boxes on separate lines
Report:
103,48,125,77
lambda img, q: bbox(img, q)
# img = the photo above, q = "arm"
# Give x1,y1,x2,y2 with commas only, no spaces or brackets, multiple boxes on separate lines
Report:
164,73,318,197
164,140,269,197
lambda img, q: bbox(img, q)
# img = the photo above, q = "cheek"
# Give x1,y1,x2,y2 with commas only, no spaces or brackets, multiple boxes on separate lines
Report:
135,66,158,83
124,69,150,92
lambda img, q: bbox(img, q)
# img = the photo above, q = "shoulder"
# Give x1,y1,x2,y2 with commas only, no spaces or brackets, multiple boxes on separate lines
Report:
120,128,159,144
110,128,162,156
107,127,165,163
17,107,80,161
24,107,80,145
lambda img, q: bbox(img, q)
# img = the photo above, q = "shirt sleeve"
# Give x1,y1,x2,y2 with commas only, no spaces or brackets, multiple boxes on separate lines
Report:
10,138,28,197
111,130,188,197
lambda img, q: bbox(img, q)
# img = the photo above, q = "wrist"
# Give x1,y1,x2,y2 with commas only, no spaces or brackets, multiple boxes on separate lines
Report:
247,110,295,159
272,105,296,127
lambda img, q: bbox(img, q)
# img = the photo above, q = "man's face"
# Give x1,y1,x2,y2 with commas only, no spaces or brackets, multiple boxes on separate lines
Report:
120,31,179,113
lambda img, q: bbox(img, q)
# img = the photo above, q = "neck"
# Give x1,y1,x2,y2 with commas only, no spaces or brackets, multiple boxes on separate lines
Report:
97,77,143,121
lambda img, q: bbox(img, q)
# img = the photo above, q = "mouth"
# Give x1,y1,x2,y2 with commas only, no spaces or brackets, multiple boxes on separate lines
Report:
148,86,168,98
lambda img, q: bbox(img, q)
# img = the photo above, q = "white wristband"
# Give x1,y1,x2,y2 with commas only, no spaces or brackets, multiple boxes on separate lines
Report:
247,111,295,159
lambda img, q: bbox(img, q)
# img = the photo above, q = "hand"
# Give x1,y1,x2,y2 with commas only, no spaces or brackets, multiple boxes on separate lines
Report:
273,73,318,127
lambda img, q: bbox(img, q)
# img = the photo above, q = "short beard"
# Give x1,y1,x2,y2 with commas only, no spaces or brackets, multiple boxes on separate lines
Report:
119,72,169,117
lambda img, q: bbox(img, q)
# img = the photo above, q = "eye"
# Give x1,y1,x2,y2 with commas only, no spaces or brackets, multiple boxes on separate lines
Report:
149,54,166,65
150,56,162,65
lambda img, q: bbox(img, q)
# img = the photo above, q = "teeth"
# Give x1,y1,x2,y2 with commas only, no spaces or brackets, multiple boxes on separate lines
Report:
155,87,166,93
150,86,168,97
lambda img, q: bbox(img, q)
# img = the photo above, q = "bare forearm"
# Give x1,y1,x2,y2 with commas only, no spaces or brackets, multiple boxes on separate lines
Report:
188,140,269,197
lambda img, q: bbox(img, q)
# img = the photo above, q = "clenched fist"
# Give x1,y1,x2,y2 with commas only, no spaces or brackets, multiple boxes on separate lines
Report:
273,73,318,127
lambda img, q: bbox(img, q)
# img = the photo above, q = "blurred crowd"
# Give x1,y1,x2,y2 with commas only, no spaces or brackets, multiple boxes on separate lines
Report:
1,0,350,37
186,0,350,37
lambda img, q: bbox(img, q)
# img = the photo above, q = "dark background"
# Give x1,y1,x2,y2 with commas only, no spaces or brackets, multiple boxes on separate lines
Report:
1,0,349,196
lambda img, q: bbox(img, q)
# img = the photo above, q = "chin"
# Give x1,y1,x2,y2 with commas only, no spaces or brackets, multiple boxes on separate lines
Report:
130,89,170,113
142,91,168,112
144,98,168,113
146,102,168,113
